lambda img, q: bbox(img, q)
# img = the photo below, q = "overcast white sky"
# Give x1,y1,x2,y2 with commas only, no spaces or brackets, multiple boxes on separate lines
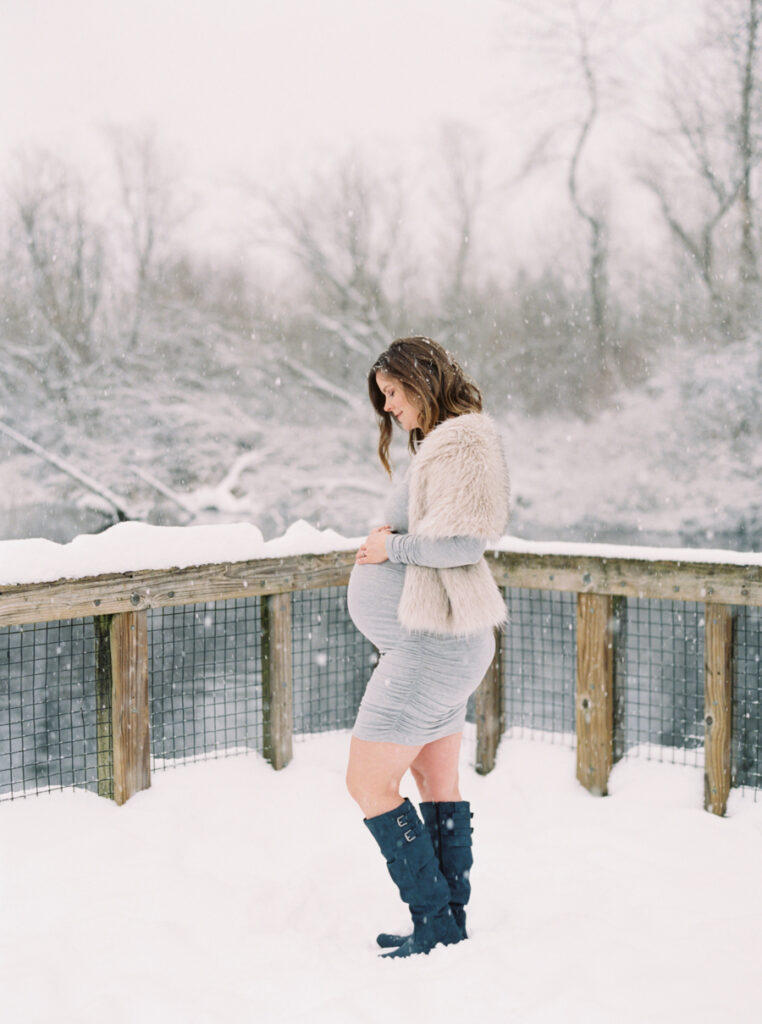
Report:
1,0,509,181
0,0,699,272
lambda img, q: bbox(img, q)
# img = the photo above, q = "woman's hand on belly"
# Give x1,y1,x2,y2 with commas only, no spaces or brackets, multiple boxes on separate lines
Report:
356,524,391,564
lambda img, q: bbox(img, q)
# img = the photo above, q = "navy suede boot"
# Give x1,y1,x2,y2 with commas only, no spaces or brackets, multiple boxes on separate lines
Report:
376,801,473,949
435,801,473,937
375,801,437,948
364,797,462,958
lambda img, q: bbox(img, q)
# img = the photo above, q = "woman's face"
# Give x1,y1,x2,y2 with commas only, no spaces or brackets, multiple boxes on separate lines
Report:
376,370,422,432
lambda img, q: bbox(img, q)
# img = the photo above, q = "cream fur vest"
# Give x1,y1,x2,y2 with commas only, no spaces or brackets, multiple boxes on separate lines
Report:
397,412,510,636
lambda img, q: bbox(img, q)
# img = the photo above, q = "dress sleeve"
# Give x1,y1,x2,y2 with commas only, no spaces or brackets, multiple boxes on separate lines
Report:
385,532,486,568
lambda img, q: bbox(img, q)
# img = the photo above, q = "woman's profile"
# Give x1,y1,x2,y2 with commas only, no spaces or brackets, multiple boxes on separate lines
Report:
346,336,510,958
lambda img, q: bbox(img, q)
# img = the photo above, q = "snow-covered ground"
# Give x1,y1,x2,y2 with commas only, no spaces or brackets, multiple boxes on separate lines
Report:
1,731,760,1024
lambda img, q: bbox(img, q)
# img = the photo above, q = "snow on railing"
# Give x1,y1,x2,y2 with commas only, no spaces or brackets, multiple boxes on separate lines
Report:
2,518,761,589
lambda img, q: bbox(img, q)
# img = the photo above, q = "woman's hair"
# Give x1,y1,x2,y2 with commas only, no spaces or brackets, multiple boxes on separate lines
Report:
368,336,483,474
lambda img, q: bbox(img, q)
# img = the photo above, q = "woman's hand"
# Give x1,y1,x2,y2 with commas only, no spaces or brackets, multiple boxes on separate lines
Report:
356,525,391,564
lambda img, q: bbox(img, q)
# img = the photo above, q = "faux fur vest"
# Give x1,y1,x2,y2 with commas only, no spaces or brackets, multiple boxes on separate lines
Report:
397,412,510,636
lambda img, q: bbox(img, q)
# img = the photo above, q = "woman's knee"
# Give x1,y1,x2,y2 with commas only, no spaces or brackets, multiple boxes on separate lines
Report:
410,764,431,800
346,751,390,811
410,745,461,802
346,737,424,816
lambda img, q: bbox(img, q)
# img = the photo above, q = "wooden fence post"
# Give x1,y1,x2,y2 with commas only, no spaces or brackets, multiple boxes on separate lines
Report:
110,611,151,806
475,629,503,775
704,604,733,816
95,611,150,805
261,593,293,770
576,593,614,796
611,596,627,765
94,616,114,799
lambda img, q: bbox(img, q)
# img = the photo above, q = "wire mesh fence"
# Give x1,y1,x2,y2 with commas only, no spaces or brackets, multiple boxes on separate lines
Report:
291,586,376,736
733,604,762,794
149,599,264,769
0,618,102,799
499,592,708,760
498,591,761,794
0,581,760,803
502,588,577,743
0,587,375,799
615,598,705,767
148,586,376,769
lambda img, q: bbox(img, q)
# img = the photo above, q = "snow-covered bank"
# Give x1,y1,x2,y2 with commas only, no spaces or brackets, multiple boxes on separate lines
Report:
1,732,760,1024
0,518,760,589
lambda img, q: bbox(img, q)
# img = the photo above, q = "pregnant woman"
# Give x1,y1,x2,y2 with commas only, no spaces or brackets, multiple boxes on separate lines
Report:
346,336,510,958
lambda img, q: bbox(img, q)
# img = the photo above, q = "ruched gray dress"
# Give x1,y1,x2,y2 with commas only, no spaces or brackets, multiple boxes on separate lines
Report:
348,472,495,745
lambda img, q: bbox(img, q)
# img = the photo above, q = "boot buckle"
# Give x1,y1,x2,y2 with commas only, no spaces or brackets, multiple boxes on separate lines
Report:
403,829,416,843
396,815,408,828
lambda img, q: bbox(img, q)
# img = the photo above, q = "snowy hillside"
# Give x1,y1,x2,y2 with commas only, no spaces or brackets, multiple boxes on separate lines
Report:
505,335,762,549
2,332,759,551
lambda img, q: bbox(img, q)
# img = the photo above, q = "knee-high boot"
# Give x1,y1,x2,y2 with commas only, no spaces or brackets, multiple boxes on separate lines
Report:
376,800,473,949
364,797,462,958
435,801,473,936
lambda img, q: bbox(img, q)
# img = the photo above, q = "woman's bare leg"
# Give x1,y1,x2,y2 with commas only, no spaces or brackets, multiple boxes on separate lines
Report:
346,736,423,818
408,732,463,803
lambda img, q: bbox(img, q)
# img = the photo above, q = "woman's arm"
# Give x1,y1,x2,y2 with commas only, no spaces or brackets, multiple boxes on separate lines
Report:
385,532,485,568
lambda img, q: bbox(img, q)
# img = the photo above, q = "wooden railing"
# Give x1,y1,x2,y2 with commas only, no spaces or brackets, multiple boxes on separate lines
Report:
489,547,761,815
0,545,760,813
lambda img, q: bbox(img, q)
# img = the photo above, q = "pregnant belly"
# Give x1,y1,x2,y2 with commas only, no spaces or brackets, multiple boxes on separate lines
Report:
347,561,406,649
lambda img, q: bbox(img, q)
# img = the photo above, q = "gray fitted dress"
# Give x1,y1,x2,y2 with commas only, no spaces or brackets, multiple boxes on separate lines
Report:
348,472,495,745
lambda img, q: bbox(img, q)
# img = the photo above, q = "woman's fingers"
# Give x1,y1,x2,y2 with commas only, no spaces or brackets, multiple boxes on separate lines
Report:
356,528,389,564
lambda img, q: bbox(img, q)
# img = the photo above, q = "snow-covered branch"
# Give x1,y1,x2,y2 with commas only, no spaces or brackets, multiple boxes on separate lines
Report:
0,420,138,520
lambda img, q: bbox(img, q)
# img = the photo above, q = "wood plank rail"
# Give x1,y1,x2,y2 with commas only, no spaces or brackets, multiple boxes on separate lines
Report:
0,546,759,810
487,551,762,606
0,550,759,630
0,551,358,628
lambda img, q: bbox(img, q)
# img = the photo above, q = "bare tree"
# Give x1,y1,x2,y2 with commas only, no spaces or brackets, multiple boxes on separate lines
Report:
640,0,762,313
104,125,182,349
254,153,410,378
736,0,762,286
566,1,611,385
436,122,486,309
502,0,634,394
8,151,104,375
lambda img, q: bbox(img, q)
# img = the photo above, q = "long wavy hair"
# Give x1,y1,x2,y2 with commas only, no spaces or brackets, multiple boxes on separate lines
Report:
368,336,483,474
